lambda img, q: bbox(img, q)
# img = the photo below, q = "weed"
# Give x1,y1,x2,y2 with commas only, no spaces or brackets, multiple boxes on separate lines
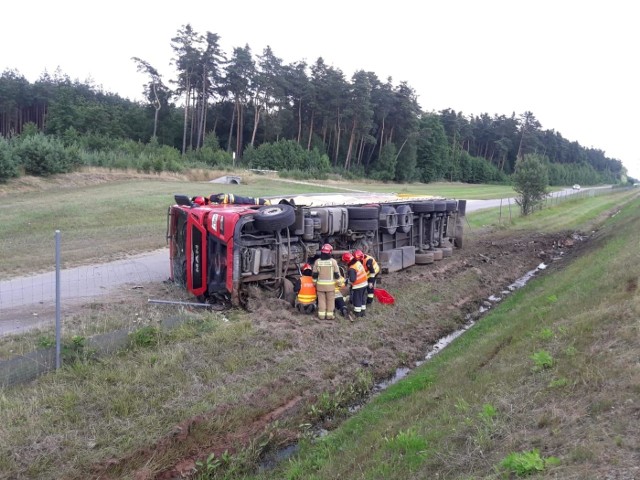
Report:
548,377,568,388
62,335,96,364
538,327,554,340
546,294,558,303
385,427,428,456
530,350,554,370
454,397,470,413
194,450,231,479
478,403,497,424
500,448,560,476
37,335,55,349
273,338,292,351
129,325,161,348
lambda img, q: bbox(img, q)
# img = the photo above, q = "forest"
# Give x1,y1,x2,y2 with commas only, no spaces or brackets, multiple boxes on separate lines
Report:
0,24,630,185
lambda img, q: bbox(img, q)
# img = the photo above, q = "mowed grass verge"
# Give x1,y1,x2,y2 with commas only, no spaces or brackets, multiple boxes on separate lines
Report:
250,199,640,478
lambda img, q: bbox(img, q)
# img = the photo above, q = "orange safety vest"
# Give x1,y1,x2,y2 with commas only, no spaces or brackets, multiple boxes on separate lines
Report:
349,261,368,289
297,276,317,304
363,254,380,278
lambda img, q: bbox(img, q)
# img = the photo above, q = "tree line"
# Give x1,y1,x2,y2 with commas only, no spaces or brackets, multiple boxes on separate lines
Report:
0,24,631,185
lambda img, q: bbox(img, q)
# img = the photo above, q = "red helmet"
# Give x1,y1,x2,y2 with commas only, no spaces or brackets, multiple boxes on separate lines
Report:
354,249,365,261
302,263,312,272
321,243,333,254
342,252,354,264
192,196,205,206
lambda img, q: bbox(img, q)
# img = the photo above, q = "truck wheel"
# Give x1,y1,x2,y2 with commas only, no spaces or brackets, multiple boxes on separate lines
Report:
441,246,453,257
432,249,444,261
446,200,458,212
253,204,296,232
379,205,398,235
397,205,413,233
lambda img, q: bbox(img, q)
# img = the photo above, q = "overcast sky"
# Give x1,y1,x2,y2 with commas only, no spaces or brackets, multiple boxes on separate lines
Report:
4,0,639,179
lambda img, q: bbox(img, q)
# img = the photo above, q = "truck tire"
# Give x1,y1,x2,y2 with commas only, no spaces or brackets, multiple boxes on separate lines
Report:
432,249,444,261
379,205,398,235
441,246,453,257
349,218,379,231
415,252,435,264
446,200,458,212
253,204,296,232
397,205,413,233
433,201,447,212
411,201,435,213
347,207,378,220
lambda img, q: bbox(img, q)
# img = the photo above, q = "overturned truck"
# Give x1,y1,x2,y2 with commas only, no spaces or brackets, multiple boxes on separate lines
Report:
167,192,466,308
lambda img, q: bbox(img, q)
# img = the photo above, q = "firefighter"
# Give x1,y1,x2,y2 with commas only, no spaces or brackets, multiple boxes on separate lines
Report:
354,249,380,305
334,275,349,318
312,243,341,320
293,263,317,314
342,252,368,318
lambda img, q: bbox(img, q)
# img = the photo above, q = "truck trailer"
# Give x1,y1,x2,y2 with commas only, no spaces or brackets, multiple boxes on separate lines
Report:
167,192,466,309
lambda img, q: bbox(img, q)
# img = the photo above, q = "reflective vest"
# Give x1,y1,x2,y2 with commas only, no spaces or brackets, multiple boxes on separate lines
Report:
363,254,380,278
297,276,317,304
334,277,345,297
314,258,338,292
349,261,368,289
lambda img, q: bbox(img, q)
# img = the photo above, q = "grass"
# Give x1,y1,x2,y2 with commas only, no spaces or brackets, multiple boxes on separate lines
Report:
466,188,637,233
248,195,640,479
1,170,637,479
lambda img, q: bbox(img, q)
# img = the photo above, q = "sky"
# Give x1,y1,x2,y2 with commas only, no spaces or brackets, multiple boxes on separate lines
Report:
4,0,639,179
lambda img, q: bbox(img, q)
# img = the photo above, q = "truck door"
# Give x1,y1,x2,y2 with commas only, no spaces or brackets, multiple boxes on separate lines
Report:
186,212,207,297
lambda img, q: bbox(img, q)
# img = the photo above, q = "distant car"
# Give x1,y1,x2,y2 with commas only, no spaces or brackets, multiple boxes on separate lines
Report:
572,184,581,190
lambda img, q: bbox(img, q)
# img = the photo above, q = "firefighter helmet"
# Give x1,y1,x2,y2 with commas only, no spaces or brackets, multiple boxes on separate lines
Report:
342,252,354,264
321,243,333,254
354,249,365,261
192,196,205,206
301,263,312,272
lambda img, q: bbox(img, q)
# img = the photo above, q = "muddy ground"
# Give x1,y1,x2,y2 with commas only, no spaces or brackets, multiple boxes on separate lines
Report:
76,224,593,480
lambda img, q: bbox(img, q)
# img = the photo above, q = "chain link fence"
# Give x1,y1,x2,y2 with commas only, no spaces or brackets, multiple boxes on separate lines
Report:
0,233,177,386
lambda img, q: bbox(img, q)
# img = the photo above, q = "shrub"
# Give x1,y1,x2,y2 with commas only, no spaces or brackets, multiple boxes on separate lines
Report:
13,134,81,176
0,137,18,182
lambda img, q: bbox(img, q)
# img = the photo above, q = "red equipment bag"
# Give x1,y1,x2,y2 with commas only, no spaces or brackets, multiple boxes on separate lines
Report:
373,288,395,304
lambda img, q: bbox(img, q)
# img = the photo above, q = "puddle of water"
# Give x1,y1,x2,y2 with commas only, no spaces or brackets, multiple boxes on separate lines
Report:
258,261,550,471
257,443,299,471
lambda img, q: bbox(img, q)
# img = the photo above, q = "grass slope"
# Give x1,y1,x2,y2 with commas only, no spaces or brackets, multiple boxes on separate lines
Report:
254,198,640,479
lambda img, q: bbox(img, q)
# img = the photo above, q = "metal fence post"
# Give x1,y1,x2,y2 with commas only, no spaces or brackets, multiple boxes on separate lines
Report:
55,230,61,369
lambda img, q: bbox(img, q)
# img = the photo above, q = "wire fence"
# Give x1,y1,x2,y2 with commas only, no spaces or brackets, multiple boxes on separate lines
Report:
0,234,175,386
476,186,628,224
